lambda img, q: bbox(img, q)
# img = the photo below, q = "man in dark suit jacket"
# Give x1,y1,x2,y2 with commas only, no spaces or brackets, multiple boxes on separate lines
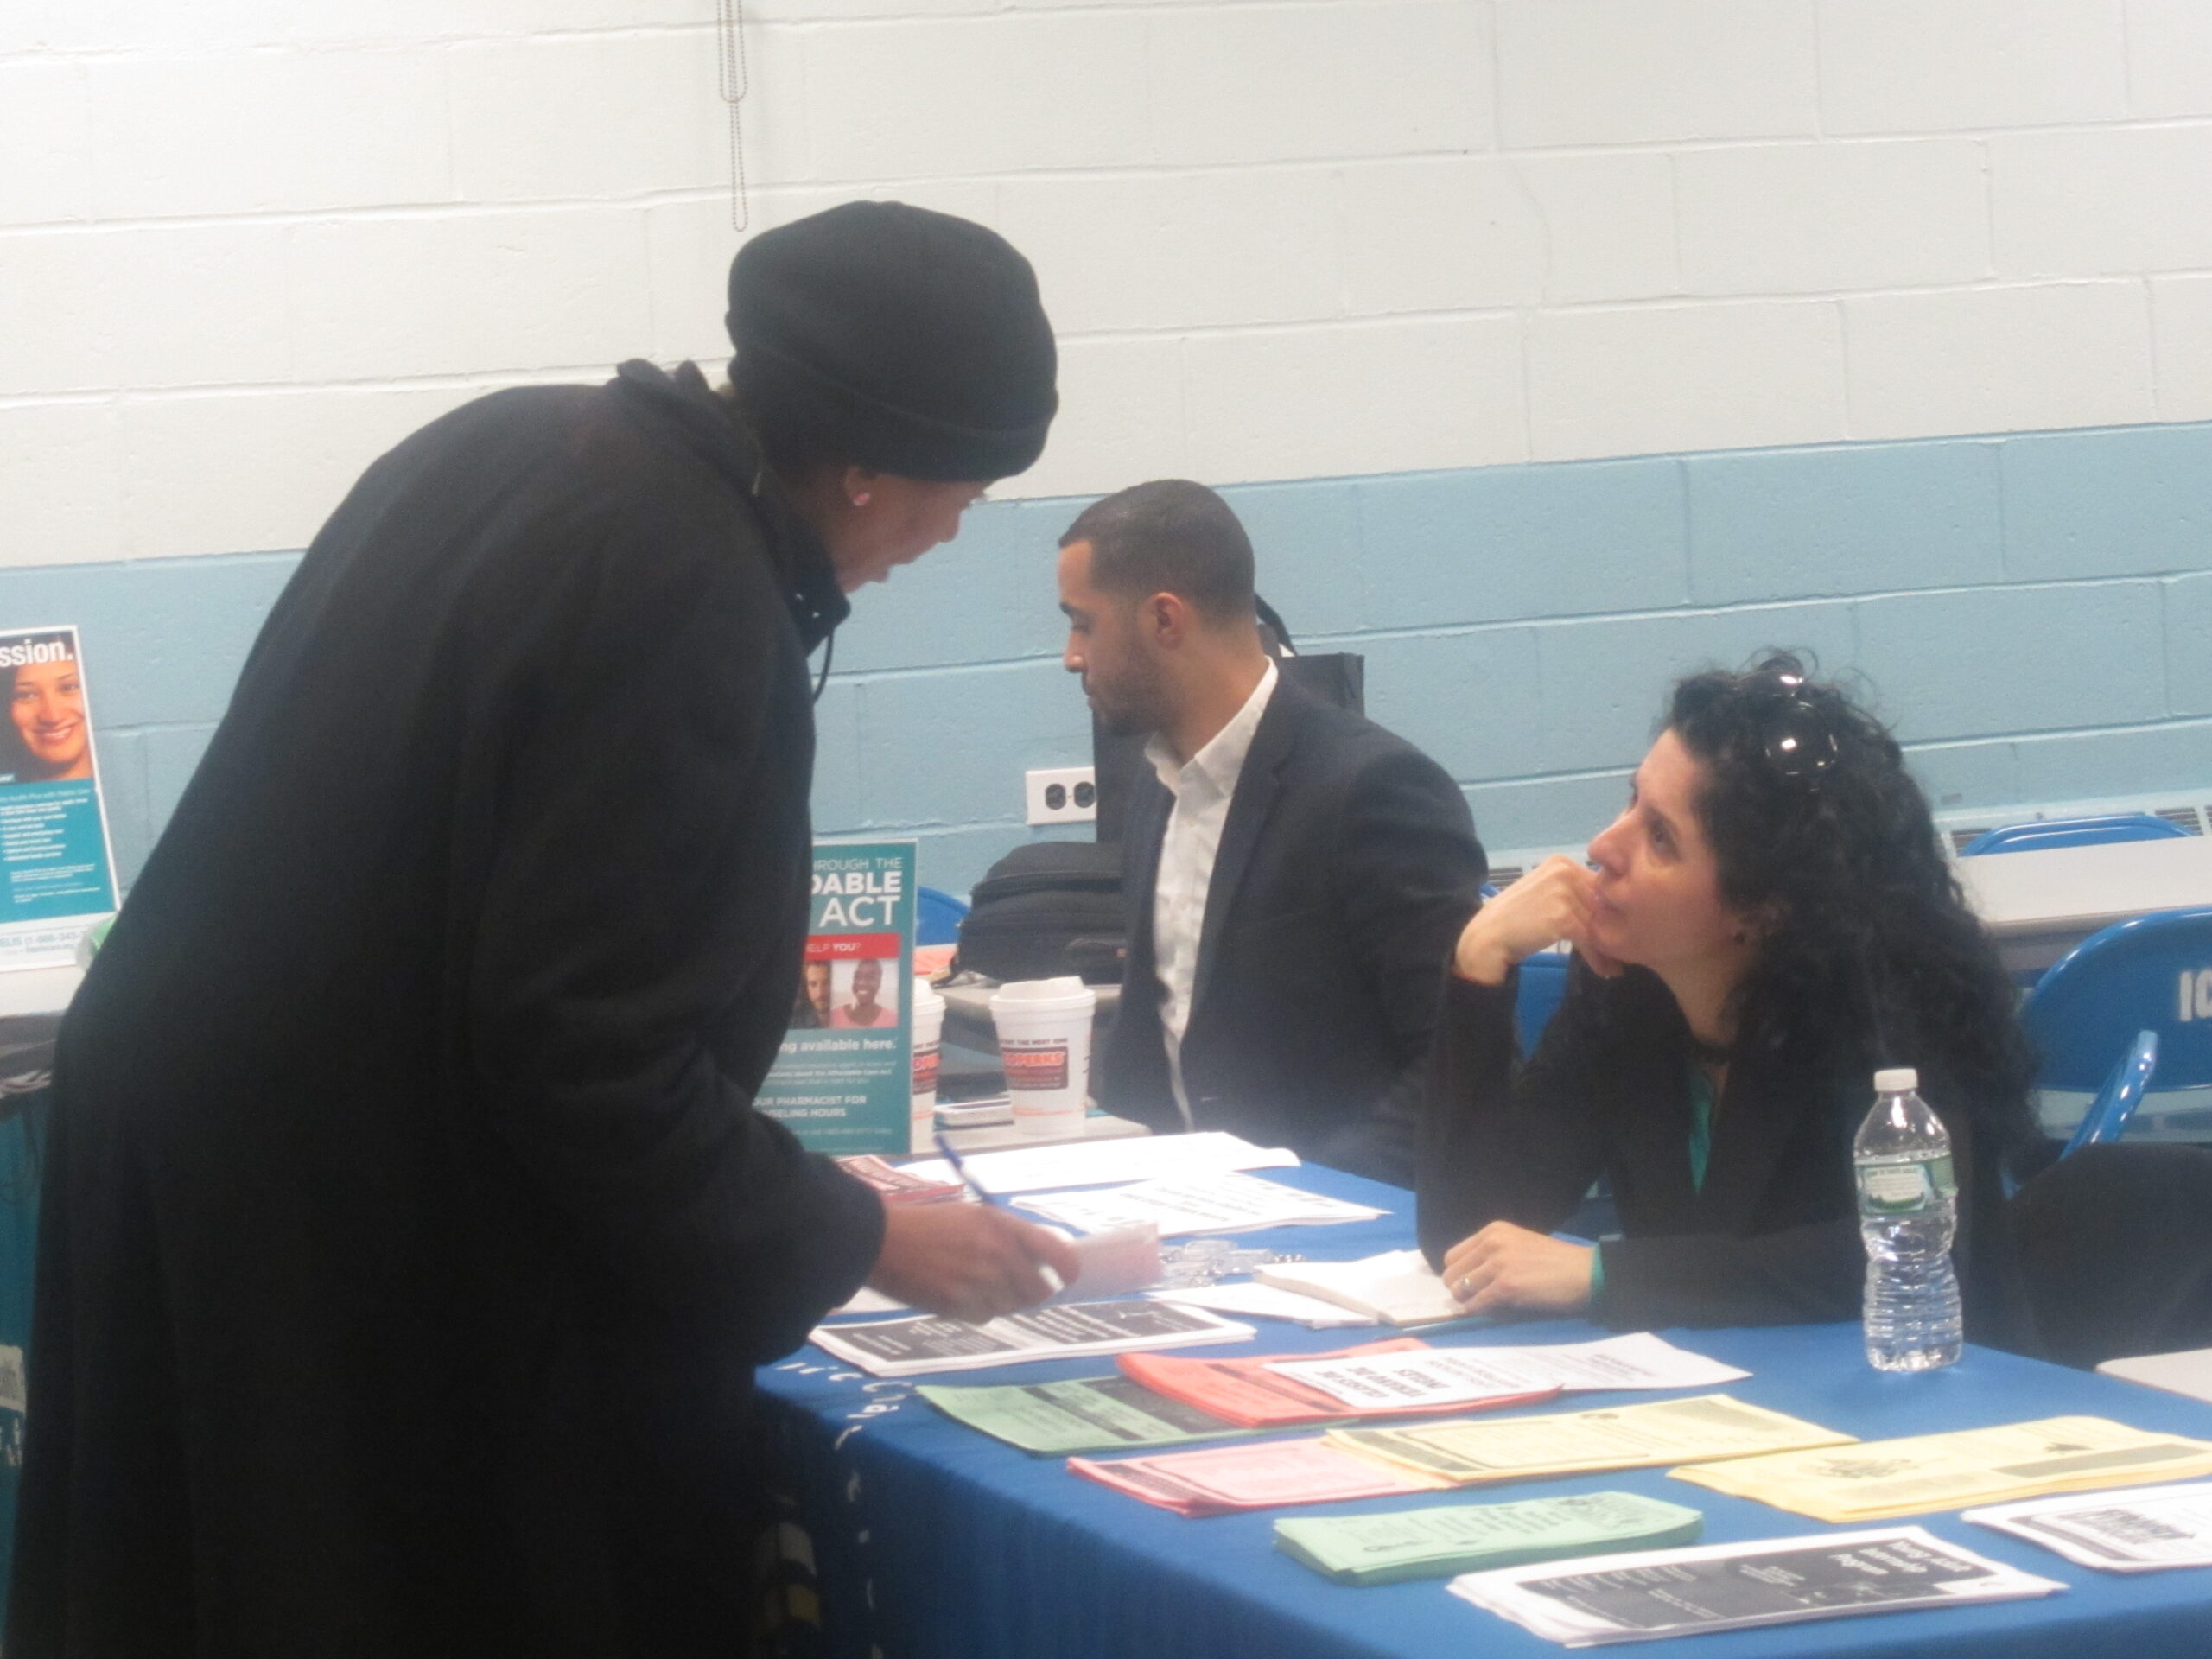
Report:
1056,480,1487,1185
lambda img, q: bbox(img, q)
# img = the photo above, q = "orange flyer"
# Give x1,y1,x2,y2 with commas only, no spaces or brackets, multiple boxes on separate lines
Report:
1119,1338,1558,1429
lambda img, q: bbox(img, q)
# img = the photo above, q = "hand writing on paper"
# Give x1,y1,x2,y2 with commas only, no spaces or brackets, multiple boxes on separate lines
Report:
1452,856,1622,986
868,1203,1081,1325
1441,1222,1595,1318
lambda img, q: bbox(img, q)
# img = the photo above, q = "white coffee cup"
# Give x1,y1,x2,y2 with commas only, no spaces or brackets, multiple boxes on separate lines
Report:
988,976,1096,1138
909,976,945,1155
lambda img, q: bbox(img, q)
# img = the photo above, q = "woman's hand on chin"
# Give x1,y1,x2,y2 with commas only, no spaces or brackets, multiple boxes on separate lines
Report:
1452,855,1622,985
1440,1222,1596,1317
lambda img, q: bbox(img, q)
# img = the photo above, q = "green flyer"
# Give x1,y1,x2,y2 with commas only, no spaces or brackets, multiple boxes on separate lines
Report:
757,841,917,1154
1274,1492,1705,1586
917,1376,1268,1456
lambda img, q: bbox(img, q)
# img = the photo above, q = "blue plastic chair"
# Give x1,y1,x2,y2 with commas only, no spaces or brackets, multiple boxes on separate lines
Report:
1960,813,2190,856
1516,952,1570,1052
915,886,969,948
2020,906,2212,1150
2061,1029,2159,1157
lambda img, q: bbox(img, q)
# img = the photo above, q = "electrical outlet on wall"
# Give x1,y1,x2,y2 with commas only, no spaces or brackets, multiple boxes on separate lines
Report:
1025,766,1096,826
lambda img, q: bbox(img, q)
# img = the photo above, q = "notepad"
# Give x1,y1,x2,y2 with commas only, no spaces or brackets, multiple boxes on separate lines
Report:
896,1131,1298,1197
1252,1250,1464,1325
1015,1173,1383,1237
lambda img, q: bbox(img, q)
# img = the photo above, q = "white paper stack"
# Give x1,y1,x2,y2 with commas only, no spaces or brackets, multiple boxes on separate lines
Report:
1967,1480,2212,1572
1266,1333,1750,1412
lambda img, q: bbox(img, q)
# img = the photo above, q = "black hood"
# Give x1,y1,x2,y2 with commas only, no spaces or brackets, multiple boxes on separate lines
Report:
610,359,849,654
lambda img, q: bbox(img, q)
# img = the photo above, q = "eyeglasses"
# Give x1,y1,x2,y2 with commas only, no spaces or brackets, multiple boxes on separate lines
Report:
1757,668,1839,780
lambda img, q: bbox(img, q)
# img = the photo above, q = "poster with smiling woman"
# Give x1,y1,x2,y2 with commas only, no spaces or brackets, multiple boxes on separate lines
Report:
0,627,118,968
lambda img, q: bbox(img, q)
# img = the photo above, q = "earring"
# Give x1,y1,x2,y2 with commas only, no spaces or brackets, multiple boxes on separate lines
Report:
849,491,872,508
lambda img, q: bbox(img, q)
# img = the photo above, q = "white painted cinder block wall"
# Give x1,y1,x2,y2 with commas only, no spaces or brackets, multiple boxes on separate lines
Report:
7,0,2212,569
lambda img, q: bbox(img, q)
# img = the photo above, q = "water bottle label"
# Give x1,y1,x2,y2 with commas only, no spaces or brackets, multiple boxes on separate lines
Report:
1856,1154,1955,1213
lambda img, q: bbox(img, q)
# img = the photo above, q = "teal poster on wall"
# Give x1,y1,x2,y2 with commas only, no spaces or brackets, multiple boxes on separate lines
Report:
756,841,917,1154
0,626,118,969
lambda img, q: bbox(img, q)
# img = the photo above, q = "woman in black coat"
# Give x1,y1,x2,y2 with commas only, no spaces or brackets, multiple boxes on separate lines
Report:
10,204,1075,1659
1420,655,2038,1346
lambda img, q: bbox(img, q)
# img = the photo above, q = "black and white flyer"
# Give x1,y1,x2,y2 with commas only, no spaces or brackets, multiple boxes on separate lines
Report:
1448,1526,2062,1646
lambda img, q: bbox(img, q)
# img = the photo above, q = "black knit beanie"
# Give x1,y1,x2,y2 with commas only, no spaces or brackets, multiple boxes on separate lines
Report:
727,201,1058,482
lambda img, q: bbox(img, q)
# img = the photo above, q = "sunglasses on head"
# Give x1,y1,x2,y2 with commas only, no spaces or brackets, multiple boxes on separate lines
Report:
1755,666,1839,780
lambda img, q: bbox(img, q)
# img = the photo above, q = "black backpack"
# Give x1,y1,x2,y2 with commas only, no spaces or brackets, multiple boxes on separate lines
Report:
955,842,1125,985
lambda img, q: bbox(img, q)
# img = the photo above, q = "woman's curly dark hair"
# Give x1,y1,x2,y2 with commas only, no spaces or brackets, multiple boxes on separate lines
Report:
1669,652,2040,1173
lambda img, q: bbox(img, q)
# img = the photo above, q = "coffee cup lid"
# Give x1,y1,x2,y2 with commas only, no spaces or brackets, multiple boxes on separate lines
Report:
993,976,1089,1001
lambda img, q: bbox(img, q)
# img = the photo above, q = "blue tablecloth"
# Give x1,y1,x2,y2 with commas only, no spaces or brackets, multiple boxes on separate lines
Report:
755,1163,2212,1657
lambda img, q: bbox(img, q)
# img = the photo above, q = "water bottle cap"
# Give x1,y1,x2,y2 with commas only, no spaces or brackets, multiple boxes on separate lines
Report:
1873,1066,1918,1093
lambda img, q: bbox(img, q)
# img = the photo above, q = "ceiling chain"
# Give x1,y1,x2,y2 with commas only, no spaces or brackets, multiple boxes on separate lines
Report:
716,0,751,232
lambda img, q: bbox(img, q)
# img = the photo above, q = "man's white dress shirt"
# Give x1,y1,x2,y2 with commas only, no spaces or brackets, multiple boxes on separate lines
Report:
1146,659,1278,1127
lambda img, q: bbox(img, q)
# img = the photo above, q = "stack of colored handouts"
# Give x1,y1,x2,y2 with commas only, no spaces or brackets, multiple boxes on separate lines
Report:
1068,1436,1447,1517
1673,1415,2212,1522
833,1154,966,1206
914,1333,1765,1460
1272,1491,1706,1586
1118,1338,1557,1429
1065,1392,1850,1516
1330,1395,1853,1491
1265,1332,1752,1414
811,1300,1255,1378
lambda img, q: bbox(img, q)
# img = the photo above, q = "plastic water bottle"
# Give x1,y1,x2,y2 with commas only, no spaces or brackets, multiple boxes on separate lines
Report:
1853,1066,1963,1372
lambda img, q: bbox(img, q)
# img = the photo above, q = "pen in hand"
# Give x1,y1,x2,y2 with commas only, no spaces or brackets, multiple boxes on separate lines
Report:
933,1131,1066,1296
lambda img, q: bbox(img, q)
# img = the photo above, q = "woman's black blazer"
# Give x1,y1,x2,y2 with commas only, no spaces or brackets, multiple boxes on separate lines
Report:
1418,959,2031,1347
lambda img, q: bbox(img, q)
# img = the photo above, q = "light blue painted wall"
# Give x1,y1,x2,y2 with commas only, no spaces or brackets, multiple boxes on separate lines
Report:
24,420,2212,899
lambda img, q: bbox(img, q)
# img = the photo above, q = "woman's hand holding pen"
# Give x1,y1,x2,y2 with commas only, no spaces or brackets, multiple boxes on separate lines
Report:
1452,855,1622,986
867,1204,1079,1325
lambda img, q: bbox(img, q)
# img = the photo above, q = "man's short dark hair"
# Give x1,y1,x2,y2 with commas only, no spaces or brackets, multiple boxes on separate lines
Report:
1059,480,1255,625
